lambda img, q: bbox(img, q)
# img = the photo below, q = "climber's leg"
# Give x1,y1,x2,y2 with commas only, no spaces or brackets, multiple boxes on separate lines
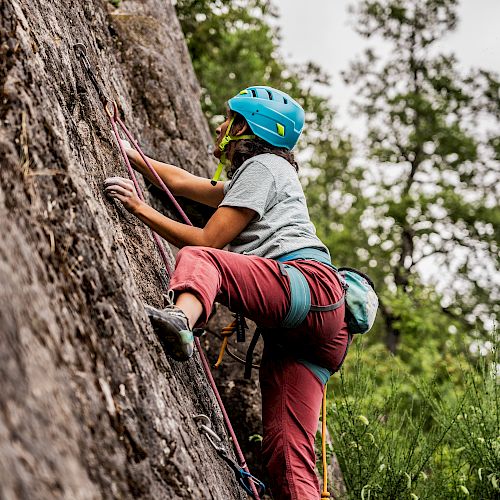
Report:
145,246,290,361
175,292,204,329
168,246,290,328
260,348,323,500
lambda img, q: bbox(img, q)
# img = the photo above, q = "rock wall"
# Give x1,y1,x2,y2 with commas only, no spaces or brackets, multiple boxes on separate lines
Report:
0,1,247,498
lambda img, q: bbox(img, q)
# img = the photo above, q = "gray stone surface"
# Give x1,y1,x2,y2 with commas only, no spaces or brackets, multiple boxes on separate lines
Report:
0,1,244,498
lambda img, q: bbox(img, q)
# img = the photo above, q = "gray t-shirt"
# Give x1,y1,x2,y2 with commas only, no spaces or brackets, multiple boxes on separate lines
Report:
220,153,328,259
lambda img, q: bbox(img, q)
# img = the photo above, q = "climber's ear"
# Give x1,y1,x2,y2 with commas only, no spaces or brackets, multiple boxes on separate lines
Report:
226,111,249,136
233,121,249,136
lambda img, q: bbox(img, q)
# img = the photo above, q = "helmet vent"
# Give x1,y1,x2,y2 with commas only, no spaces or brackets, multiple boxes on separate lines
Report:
250,89,257,97
283,97,288,104
266,89,273,100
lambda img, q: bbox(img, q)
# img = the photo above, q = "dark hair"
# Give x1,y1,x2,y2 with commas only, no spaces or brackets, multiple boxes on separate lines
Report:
227,111,299,179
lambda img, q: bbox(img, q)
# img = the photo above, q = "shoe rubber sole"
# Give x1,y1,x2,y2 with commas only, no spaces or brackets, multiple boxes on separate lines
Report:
145,305,194,361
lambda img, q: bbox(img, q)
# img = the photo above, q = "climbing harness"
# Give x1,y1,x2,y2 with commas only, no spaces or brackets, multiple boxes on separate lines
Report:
214,319,237,368
214,248,347,379
210,323,260,369
194,415,265,498
74,44,262,500
277,248,347,328
240,247,347,381
214,314,248,368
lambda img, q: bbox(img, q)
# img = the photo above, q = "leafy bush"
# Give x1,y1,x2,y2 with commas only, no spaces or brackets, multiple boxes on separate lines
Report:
432,338,500,499
326,336,499,499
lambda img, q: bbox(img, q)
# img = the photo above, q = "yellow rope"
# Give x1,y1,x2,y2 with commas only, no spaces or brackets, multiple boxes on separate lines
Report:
321,382,330,498
214,320,237,368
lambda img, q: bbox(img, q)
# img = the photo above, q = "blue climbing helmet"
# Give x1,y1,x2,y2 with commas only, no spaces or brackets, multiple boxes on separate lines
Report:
228,86,305,150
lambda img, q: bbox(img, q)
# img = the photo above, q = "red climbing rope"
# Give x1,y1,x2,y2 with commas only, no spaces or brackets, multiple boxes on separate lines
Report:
105,101,261,500
106,103,173,275
74,43,260,497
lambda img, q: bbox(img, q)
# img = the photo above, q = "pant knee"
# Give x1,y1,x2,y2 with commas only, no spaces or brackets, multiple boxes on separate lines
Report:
176,245,204,262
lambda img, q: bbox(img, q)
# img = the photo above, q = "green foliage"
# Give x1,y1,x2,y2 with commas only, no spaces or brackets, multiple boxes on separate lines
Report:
329,337,499,499
109,0,120,7
432,340,500,499
330,341,454,500
305,0,499,349
175,0,339,142
176,0,280,127
346,0,499,333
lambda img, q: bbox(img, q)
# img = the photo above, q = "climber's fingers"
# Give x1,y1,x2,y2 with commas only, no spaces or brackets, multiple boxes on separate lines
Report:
104,176,141,214
104,176,135,191
120,140,136,159
120,139,132,150
105,185,130,197
109,192,129,204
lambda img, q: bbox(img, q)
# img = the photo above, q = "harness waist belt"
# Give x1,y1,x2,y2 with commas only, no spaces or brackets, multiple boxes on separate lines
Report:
275,248,344,329
276,248,335,269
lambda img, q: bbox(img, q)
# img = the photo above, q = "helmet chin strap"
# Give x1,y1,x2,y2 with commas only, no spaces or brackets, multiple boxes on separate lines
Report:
211,116,255,185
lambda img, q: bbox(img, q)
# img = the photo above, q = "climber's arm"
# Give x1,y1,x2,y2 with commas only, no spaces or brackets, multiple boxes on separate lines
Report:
127,149,225,208
104,177,254,248
134,204,254,249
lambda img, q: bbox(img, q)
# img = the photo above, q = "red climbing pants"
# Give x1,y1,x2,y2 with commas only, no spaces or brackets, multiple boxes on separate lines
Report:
169,247,349,500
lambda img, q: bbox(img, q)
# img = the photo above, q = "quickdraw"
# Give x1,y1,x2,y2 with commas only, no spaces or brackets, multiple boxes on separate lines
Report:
74,43,261,499
214,314,248,368
194,415,265,499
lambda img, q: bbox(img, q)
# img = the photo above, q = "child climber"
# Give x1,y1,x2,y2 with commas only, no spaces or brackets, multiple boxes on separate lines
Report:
104,86,349,500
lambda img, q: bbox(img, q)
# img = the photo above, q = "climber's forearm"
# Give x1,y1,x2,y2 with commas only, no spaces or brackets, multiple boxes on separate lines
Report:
132,203,255,250
128,150,187,194
133,202,219,249
129,150,225,208
104,176,253,246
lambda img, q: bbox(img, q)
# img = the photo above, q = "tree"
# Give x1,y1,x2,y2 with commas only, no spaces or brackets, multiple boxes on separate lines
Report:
307,0,499,351
175,0,338,143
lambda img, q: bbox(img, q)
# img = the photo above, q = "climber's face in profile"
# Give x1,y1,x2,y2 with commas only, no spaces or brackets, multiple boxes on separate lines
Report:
213,107,249,160
213,111,232,160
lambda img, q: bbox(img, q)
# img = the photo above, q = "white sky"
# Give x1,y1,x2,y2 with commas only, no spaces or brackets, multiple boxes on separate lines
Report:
275,0,500,131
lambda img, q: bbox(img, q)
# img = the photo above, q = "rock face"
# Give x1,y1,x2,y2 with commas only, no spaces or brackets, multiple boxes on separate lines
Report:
0,1,247,498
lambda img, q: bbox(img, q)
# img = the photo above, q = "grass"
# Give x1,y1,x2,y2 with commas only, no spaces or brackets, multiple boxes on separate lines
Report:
324,335,499,499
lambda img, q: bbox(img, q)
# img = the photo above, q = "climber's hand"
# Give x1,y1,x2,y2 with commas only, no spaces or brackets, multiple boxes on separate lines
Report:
120,139,139,164
104,176,142,214
121,140,135,158
120,139,132,151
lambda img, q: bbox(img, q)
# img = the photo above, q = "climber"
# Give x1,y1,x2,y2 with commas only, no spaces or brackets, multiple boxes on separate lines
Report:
103,86,349,500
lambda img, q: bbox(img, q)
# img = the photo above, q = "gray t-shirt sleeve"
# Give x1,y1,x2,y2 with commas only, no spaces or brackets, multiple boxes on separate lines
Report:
219,161,276,220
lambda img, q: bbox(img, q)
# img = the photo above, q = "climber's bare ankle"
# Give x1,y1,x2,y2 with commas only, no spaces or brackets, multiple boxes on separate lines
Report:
175,292,203,328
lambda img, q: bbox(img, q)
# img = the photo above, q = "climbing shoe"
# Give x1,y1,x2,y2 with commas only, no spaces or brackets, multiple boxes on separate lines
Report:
145,304,194,361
